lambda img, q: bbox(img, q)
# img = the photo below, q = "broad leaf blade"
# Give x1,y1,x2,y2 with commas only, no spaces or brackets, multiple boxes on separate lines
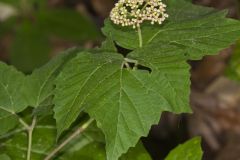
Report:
61,141,150,160
0,62,27,112
103,0,240,59
129,44,191,113
1,117,63,160
3,126,56,160
0,110,18,136
0,62,27,135
100,36,118,53
165,0,215,22
1,115,149,160
54,52,124,137
120,142,151,160
165,137,203,160
150,11,240,59
54,50,191,160
25,48,78,108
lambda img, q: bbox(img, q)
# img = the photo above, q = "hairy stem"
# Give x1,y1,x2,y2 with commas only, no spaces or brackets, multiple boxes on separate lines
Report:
44,119,94,160
137,26,143,48
27,116,37,160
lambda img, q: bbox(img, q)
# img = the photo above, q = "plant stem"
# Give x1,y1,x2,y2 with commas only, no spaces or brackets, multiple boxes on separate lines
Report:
0,107,37,160
18,116,30,130
137,25,143,48
27,117,37,160
44,119,94,160
0,128,25,140
0,107,30,130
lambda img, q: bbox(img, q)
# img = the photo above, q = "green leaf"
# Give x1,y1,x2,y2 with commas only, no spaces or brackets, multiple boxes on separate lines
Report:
32,97,54,117
165,137,203,160
25,48,78,108
0,48,78,135
0,62,28,135
165,0,215,22
36,9,100,42
128,44,191,113
0,110,18,136
10,21,51,72
1,116,99,160
54,50,190,160
62,122,150,160
1,115,150,160
2,120,57,160
0,154,11,160
100,37,118,53
120,142,151,160
59,141,106,160
84,121,105,143
102,0,240,59
61,141,151,160
225,40,240,82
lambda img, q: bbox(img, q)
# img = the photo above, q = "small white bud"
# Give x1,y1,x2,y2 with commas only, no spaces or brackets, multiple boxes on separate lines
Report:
110,0,168,29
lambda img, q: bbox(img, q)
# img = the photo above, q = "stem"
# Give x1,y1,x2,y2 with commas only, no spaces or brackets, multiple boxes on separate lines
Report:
124,62,130,69
0,107,37,160
0,107,30,130
0,128,25,140
27,117,37,160
124,58,138,64
18,117,30,130
141,0,149,11
124,58,139,70
137,25,143,48
44,119,94,160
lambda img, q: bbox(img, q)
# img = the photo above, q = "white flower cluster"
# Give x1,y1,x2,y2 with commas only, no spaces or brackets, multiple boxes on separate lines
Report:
110,0,169,29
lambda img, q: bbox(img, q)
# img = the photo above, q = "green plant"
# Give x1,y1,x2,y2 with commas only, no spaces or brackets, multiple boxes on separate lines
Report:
1,0,240,159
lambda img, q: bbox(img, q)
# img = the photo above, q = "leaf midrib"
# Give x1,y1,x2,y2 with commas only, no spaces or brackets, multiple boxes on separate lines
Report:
35,63,60,107
59,60,113,134
147,16,239,45
0,82,14,111
149,26,239,45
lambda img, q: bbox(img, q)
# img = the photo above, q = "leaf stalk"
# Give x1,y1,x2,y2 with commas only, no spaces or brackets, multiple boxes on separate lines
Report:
137,26,143,48
27,116,37,160
44,118,94,160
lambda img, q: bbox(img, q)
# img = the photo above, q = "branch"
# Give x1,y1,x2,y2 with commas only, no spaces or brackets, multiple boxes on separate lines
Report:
0,106,30,130
44,119,94,160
